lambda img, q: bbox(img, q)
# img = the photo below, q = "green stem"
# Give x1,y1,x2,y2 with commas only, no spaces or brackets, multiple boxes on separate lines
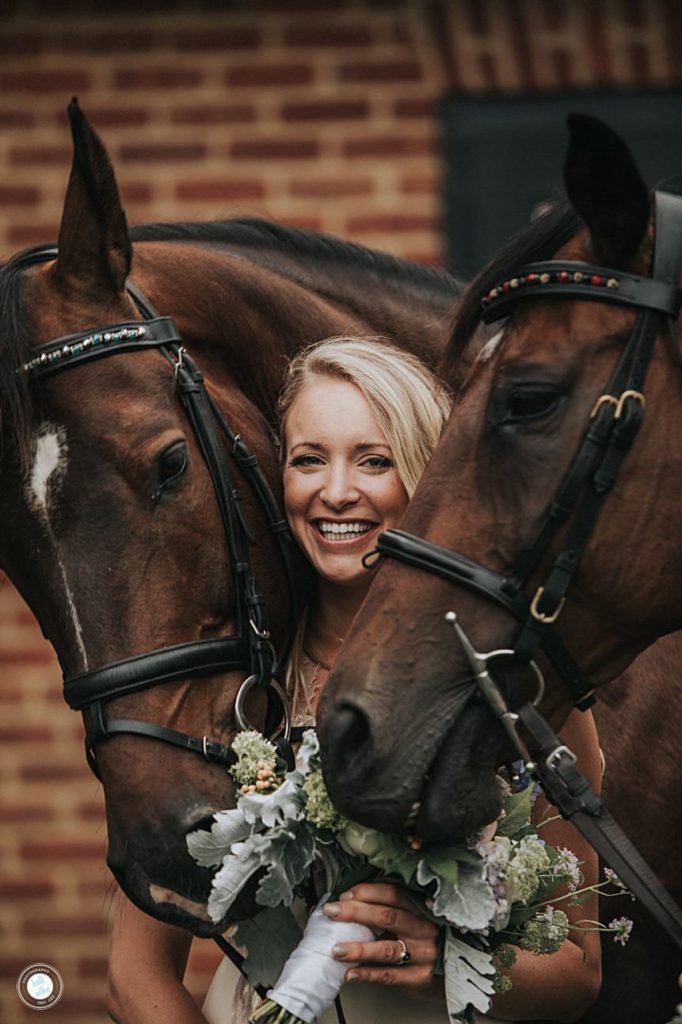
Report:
535,814,562,829
532,882,624,910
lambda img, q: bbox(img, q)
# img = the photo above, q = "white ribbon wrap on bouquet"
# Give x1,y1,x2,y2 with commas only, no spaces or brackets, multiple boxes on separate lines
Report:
267,904,374,1024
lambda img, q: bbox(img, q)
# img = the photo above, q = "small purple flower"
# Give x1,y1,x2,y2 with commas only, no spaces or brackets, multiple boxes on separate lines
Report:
608,916,633,946
553,847,582,891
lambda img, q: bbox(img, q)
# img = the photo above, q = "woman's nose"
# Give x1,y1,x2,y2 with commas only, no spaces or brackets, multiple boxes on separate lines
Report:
319,466,359,508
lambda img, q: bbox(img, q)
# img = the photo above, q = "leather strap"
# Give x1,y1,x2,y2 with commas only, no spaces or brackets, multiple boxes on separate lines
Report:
63,637,251,710
21,317,183,378
481,259,681,323
519,703,682,950
375,529,595,708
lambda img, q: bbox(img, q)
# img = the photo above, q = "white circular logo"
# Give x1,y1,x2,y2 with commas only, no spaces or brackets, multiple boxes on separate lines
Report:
17,964,64,1010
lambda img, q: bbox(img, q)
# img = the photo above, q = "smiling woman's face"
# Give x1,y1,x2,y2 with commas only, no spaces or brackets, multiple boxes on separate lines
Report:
283,377,409,593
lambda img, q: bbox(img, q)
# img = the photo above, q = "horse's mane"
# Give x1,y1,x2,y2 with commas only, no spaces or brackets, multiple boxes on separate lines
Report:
443,200,582,380
0,219,457,463
0,254,36,463
129,217,456,294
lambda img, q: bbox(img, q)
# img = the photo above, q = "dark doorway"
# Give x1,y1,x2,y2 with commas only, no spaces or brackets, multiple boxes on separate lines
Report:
440,90,682,276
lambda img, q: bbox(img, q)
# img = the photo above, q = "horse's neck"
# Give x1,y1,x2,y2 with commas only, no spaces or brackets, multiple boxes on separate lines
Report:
131,240,457,417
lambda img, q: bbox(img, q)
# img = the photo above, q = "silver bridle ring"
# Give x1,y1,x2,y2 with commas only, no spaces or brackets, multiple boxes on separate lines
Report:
396,938,411,964
484,649,546,707
234,674,291,741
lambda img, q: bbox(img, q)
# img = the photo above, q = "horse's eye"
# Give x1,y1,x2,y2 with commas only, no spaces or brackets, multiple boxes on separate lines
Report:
503,387,562,423
157,442,188,492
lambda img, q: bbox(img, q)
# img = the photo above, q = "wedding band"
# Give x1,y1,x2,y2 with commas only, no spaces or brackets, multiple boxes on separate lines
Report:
396,938,411,964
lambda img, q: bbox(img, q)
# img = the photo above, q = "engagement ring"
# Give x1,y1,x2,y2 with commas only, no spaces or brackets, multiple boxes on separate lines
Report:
396,938,411,964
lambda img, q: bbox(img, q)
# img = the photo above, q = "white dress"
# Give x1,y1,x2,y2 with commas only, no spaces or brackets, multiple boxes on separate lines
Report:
201,954,506,1024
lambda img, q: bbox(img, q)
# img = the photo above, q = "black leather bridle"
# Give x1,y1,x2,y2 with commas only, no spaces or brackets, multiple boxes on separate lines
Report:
13,246,298,779
372,188,682,948
378,188,682,711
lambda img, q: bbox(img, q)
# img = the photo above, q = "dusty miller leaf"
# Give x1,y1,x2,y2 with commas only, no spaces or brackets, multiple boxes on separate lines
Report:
417,860,496,933
207,847,263,922
444,932,496,1020
255,824,317,908
233,907,303,989
186,808,253,868
295,729,319,773
238,773,306,828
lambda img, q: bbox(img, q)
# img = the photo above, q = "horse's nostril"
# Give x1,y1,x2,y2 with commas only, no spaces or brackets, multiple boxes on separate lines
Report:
324,700,374,778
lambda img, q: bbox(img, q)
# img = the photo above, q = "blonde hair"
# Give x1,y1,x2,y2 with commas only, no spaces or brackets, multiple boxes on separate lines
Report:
278,336,451,497
279,337,451,720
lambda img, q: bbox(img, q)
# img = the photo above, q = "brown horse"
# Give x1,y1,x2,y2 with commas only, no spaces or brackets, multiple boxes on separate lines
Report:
0,101,458,936
318,115,682,1018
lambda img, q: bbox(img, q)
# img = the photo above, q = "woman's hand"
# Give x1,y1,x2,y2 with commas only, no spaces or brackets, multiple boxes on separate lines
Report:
323,882,441,997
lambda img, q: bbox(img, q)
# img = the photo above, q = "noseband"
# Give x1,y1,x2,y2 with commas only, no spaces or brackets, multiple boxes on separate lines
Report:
14,246,298,778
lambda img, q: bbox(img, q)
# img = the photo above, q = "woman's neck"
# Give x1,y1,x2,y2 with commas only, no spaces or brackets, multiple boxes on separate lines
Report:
306,578,367,669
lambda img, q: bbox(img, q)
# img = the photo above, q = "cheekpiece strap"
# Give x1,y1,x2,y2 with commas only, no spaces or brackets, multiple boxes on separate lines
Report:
481,260,681,323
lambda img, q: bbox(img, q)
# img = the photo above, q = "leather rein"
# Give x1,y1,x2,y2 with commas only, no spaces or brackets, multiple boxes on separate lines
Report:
373,188,682,949
13,246,298,779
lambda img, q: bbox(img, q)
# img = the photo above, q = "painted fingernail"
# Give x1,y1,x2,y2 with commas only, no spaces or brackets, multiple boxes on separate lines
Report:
323,903,340,918
346,971,358,982
332,944,348,958
339,891,354,902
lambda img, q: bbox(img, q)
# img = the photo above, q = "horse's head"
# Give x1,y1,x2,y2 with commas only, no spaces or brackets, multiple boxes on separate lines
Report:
319,114,682,841
0,101,293,934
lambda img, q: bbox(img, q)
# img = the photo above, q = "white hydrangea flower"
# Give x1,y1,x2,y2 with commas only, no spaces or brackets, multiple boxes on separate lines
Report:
506,835,550,905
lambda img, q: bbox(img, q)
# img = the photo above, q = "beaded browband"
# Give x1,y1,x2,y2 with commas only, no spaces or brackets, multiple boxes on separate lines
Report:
481,259,681,323
19,318,181,378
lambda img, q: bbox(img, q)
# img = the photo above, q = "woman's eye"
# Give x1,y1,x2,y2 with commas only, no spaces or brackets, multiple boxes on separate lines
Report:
361,455,393,469
502,388,562,424
157,443,188,493
289,454,323,467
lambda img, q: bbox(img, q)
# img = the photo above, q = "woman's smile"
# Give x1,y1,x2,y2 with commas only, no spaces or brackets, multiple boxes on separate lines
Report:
314,519,376,542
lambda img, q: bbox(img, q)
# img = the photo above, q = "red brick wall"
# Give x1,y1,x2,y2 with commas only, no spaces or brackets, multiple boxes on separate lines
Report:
1,2,679,1022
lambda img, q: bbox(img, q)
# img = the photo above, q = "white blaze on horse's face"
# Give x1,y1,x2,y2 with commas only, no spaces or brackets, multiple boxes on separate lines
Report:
476,328,505,363
25,425,89,670
28,426,67,513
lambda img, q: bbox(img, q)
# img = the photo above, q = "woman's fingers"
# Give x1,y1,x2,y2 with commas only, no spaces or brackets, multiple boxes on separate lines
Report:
323,898,436,940
344,963,436,989
340,882,418,913
324,886,442,996
332,936,437,966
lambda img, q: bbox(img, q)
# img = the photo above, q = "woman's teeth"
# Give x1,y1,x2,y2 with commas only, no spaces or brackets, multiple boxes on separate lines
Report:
318,521,372,540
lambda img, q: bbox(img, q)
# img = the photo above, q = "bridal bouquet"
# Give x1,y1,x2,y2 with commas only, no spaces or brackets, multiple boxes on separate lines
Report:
188,730,631,1024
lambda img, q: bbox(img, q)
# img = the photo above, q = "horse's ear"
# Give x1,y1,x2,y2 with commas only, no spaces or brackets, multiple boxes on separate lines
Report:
564,113,650,267
55,98,131,293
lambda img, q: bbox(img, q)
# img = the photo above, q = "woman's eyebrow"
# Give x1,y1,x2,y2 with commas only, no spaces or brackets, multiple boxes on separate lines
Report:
289,441,326,453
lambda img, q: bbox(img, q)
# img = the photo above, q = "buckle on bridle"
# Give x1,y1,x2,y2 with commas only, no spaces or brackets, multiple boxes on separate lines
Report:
173,345,187,380
614,389,645,420
545,743,577,772
530,586,565,624
249,617,271,641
